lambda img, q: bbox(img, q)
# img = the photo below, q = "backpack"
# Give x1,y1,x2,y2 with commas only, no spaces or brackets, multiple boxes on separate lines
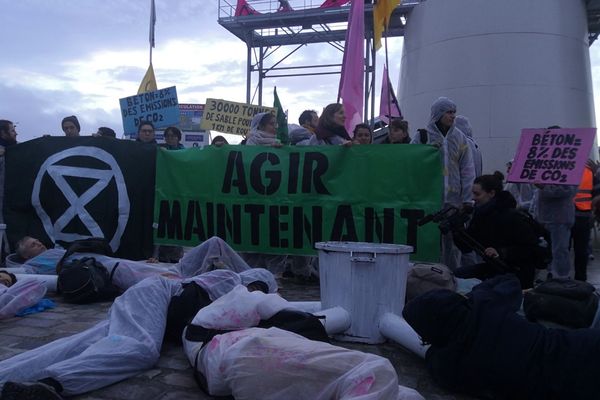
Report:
516,210,552,269
57,257,121,304
165,282,212,343
56,237,115,274
407,263,457,302
524,278,599,328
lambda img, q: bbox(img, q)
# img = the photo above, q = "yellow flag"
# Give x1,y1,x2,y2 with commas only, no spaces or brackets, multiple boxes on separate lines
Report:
373,0,401,51
137,63,157,94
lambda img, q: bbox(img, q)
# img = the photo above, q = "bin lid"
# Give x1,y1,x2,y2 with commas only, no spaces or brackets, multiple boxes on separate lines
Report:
314,241,413,254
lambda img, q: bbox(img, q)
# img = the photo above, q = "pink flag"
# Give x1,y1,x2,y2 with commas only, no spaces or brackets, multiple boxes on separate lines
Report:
320,0,351,8
379,65,402,124
338,0,364,136
235,0,260,16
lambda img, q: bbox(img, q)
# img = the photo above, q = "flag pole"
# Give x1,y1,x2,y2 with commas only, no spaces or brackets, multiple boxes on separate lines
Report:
149,0,156,65
383,23,392,123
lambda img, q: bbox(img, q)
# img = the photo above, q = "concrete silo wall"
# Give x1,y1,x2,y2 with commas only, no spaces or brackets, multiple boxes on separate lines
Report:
399,0,595,173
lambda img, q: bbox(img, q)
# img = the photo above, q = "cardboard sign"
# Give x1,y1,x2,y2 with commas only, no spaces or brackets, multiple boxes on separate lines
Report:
508,128,596,185
120,86,179,135
200,98,275,137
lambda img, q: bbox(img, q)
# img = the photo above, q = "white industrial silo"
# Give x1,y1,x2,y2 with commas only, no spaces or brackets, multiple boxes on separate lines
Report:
399,0,596,173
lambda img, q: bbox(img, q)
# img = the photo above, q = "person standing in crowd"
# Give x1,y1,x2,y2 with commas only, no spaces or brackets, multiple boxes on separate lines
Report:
534,184,578,279
161,126,184,150
0,120,17,149
504,159,535,212
454,115,482,177
244,112,286,274
412,97,475,271
289,110,318,145
92,127,116,138
61,116,81,137
309,103,352,146
0,120,17,228
383,118,411,144
153,126,185,262
246,112,281,146
352,123,372,145
211,135,228,146
571,159,600,281
136,121,156,144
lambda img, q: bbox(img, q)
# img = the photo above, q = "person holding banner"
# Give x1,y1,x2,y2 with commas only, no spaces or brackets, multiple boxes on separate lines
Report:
136,120,156,144
246,112,281,146
309,103,352,146
383,119,411,144
353,123,373,145
161,126,184,150
289,110,318,145
60,116,80,137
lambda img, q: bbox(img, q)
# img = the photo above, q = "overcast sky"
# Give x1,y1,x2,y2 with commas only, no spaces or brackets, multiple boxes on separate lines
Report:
0,0,597,144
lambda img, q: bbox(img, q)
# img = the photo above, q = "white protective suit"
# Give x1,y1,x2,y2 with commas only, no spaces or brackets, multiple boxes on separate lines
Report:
411,97,475,206
21,236,251,290
454,115,482,178
0,269,245,396
0,279,47,319
183,286,424,400
412,98,475,271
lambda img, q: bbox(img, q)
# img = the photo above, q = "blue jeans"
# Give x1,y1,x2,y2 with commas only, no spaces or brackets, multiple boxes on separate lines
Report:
546,222,573,279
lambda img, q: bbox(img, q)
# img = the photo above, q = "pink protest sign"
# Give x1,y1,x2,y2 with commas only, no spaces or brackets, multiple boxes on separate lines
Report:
507,128,596,185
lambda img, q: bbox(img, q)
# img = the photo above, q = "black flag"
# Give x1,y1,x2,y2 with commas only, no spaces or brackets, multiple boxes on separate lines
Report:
4,137,156,260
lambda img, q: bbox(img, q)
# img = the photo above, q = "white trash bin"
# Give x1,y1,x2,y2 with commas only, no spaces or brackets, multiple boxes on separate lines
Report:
315,241,413,344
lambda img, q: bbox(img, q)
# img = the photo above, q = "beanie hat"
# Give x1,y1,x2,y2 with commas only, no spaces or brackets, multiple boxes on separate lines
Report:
62,115,81,132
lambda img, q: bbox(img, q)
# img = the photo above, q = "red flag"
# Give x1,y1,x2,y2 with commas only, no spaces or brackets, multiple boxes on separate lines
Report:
379,65,402,124
338,0,364,136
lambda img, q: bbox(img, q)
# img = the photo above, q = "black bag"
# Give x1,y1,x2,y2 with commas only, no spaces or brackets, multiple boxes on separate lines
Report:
517,210,552,269
258,309,330,343
56,237,114,274
57,257,121,304
524,278,599,328
165,282,212,343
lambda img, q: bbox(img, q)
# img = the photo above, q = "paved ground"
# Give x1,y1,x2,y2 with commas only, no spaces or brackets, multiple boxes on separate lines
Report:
1,251,600,400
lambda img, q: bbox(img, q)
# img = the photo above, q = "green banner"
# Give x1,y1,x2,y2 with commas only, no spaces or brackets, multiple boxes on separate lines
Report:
154,145,442,261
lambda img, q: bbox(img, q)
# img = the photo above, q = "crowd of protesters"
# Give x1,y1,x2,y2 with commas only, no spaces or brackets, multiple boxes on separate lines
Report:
2,94,599,286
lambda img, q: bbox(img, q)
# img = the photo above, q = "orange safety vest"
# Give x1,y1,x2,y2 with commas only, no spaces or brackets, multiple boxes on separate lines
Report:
574,167,593,211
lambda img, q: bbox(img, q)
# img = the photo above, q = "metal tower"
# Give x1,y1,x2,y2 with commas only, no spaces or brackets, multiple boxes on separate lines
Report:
217,0,422,124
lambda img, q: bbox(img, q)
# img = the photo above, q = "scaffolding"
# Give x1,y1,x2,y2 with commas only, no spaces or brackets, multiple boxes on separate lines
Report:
217,0,422,124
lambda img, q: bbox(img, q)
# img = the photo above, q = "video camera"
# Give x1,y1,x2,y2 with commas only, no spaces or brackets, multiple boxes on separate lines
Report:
418,205,516,273
418,205,472,235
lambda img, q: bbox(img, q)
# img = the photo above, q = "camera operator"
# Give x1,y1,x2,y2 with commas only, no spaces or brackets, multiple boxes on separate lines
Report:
453,173,540,288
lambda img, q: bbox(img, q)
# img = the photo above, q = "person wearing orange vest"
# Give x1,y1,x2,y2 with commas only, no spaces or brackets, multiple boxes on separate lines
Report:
572,160,599,281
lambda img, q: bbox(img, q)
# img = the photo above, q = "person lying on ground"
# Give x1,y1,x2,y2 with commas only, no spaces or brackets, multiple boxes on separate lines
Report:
14,236,252,290
182,285,425,400
0,273,47,319
402,274,600,400
0,268,276,400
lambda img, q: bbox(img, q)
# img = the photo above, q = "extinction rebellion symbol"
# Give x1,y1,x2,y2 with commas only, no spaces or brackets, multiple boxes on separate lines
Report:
31,146,130,252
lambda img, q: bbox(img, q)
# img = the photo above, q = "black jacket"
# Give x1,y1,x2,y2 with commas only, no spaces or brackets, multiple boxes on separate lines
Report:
455,191,539,272
403,275,600,400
